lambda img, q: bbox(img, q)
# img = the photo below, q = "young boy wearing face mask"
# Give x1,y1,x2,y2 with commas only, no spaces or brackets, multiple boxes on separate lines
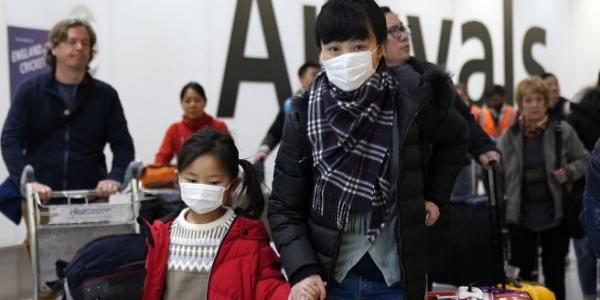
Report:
140,128,299,300
268,1,469,299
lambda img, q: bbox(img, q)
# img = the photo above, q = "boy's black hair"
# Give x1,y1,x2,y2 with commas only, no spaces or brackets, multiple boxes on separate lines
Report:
380,6,392,14
177,128,264,219
180,82,207,102
315,0,387,48
540,72,556,80
484,84,506,99
298,62,321,78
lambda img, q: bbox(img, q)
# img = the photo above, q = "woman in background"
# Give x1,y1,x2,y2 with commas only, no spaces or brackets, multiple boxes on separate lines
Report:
498,76,588,300
154,82,228,165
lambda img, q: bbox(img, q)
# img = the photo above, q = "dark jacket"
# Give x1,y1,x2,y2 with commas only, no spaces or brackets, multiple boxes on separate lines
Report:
1,71,134,190
581,139,600,257
260,106,285,152
260,94,297,152
269,66,469,300
567,89,600,151
566,88,600,237
549,97,571,121
404,58,497,160
400,58,498,277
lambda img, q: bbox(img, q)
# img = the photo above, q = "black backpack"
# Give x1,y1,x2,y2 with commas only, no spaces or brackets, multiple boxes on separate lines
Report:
55,233,147,300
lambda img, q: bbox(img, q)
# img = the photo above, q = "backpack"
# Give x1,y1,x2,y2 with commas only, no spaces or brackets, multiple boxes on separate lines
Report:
56,233,147,300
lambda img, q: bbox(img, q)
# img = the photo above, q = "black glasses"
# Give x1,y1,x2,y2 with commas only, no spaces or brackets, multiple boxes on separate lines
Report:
387,25,410,39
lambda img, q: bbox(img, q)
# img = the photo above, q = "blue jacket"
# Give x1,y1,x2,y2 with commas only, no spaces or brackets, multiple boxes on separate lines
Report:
582,139,600,257
1,71,134,191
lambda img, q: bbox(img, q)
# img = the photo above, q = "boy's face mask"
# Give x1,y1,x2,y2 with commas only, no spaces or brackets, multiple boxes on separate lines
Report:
179,182,230,214
321,47,379,92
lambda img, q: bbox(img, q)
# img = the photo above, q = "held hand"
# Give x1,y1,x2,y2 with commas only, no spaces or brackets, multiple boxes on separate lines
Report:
424,200,440,226
478,151,501,169
288,275,327,300
552,168,568,184
252,151,268,163
96,179,121,197
32,182,53,204
252,145,270,163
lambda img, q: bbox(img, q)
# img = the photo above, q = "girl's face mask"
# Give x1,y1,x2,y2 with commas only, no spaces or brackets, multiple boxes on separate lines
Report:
179,181,231,214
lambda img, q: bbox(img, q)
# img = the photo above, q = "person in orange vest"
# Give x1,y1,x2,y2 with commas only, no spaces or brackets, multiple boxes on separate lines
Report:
475,84,518,139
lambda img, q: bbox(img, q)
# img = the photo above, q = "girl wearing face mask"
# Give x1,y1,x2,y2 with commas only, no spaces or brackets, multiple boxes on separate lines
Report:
140,128,298,300
269,1,469,300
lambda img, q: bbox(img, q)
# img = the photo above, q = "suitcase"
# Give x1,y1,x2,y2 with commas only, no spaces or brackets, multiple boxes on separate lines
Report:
505,281,555,300
427,286,532,299
430,163,555,300
432,196,496,286
485,164,555,300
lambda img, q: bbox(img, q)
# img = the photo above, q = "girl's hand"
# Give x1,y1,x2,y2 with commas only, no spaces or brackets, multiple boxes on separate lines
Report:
288,275,326,300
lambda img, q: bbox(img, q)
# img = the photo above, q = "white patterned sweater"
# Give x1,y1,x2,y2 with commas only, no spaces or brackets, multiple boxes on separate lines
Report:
167,207,236,273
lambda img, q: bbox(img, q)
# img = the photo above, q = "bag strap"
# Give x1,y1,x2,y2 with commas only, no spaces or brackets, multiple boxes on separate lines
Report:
554,121,563,169
389,103,401,206
38,75,93,144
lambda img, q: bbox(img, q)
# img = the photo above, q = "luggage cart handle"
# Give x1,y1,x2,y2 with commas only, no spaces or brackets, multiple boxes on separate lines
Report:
20,165,35,196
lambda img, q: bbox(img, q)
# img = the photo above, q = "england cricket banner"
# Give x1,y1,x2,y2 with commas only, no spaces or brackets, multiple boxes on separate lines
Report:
8,26,49,102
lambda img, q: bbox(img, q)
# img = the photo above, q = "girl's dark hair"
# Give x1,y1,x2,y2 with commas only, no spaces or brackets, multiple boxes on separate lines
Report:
315,0,387,48
180,82,207,102
540,72,556,80
178,128,264,219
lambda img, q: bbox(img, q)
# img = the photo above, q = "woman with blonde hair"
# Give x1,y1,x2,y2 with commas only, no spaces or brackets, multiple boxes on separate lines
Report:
498,76,588,300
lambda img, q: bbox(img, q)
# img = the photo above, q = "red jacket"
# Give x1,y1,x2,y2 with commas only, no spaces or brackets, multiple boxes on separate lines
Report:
140,214,290,300
154,114,228,165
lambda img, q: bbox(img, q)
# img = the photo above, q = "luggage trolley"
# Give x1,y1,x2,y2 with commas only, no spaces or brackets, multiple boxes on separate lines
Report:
22,162,144,300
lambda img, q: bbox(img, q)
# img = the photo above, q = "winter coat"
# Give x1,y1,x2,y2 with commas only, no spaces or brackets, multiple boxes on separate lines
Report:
154,114,228,165
498,119,588,225
269,65,469,300
581,139,600,256
140,214,290,300
1,71,134,190
566,88,600,237
403,57,498,162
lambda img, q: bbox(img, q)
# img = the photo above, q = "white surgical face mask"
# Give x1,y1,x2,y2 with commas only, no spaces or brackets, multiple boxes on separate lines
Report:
179,182,230,214
321,47,378,92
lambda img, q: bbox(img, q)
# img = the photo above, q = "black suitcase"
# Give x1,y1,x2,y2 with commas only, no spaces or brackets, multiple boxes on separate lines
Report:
429,162,505,287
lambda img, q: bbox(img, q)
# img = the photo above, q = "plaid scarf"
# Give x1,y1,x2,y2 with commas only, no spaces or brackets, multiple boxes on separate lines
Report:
519,114,548,139
307,67,396,240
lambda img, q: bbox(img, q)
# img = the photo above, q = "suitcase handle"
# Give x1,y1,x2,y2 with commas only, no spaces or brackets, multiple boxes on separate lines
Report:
485,160,507,287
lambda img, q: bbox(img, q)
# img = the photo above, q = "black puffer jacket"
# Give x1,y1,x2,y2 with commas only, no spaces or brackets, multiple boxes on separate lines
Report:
566,88,600,237
269,66,469,300
402,57,497,160
568,89,600,151
398,58,499,278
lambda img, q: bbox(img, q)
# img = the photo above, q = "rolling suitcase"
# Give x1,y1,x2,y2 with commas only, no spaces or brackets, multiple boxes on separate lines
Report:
486,163,555,300
428,162,555,300
427,286,532,299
